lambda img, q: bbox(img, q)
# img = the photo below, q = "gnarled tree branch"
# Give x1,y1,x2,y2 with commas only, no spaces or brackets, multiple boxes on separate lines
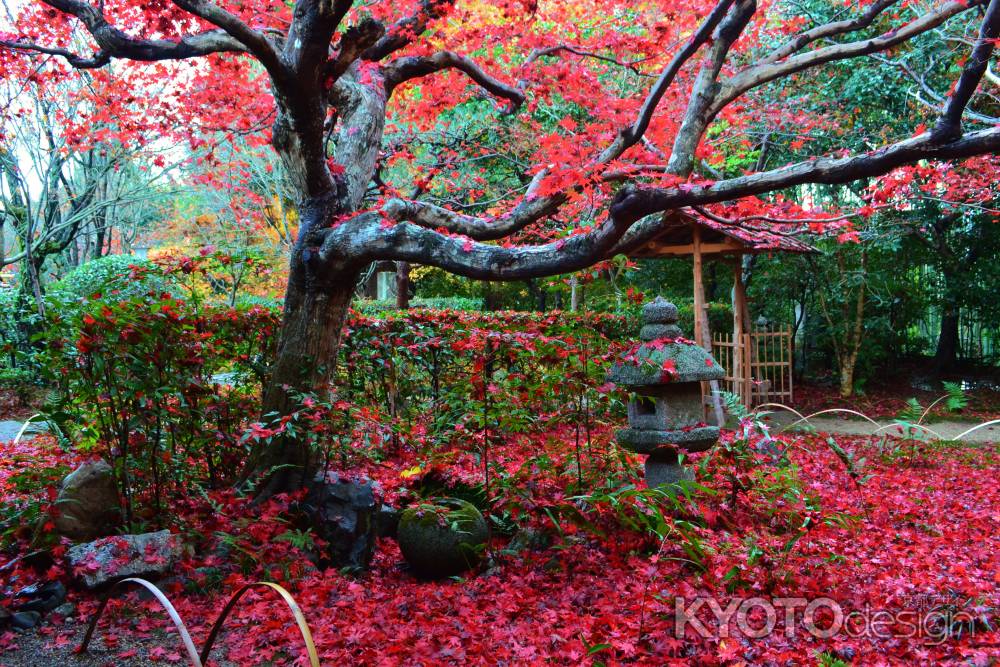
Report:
759,0,899,65
932,0,1000,141
382,169,559,240
22,0,248,62
170,0,285,77
383,51,525,111
720,1,977,111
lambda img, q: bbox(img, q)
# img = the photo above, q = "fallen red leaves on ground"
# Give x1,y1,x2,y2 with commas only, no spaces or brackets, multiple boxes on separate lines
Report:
1,426,998,665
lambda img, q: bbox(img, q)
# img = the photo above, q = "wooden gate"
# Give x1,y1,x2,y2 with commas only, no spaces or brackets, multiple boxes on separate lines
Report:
712,328,793,408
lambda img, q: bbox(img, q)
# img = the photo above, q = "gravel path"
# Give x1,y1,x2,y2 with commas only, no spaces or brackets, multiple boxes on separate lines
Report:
764,411,1000,443
0,420,45,443
1,619,240,667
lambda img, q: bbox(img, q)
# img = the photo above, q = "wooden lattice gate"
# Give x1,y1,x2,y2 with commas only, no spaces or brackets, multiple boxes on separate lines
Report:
712,328,794,408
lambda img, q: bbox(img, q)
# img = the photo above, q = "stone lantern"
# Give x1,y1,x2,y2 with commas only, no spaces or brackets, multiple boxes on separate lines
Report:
608,297,725,487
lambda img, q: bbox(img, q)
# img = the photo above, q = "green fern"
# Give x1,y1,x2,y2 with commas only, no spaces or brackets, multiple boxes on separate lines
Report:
897,397,923,423
942,381,968,413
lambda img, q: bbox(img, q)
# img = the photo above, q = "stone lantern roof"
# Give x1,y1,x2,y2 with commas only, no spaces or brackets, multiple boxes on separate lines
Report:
607,297,725,387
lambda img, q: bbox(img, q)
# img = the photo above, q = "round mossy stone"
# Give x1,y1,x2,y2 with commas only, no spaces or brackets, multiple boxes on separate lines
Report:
397,498,488,578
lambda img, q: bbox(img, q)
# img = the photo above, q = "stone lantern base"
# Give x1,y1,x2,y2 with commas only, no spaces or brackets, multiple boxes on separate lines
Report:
644,447,695,488
617,426,717,488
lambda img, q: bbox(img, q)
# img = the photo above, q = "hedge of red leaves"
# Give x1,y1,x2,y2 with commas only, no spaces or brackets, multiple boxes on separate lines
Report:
34,262,633,531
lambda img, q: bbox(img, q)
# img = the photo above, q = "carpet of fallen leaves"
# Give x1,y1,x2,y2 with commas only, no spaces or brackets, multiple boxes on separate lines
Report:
1,425,998,666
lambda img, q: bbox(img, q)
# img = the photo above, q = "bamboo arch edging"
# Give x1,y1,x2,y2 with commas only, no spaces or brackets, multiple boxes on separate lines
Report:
753,402,999,443
78,578,320,667
199,581,320,667
79,577,202,665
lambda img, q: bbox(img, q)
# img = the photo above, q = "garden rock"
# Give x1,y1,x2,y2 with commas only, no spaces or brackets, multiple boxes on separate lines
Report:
303,472,380,569
376,504,401,538
10,611,41,631
398,498,488,578
51,602,75,618
66,530,181,589
15,581,66,614
52,460,121,541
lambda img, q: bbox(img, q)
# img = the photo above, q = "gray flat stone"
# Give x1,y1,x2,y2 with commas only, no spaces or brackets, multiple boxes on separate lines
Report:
616,426,720,453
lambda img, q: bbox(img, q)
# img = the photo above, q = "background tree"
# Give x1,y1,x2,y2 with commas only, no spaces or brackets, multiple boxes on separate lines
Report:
0,62,176,321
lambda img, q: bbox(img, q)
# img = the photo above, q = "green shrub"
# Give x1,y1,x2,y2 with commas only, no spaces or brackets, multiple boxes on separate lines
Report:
47,255,171,304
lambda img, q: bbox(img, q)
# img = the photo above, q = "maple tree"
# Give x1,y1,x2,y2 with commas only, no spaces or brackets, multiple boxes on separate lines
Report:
3,0,999,495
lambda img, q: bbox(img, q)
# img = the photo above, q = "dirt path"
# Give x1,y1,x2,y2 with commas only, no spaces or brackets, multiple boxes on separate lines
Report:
763,411,1000,443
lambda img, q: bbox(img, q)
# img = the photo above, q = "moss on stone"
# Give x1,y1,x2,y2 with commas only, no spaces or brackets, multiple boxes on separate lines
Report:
397,497,488,578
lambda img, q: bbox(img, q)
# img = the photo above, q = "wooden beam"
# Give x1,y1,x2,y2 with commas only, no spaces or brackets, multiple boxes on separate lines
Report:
633,239,745,257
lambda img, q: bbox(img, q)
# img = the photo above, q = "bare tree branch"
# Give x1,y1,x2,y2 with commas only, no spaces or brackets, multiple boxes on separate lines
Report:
665,0,757,175
325,210,638,280
524,45,654,77
720,1,977,111
612,126,1000,221
170,0,285,76
10,0,249,64
759,0,899,65
383,51,525,111
382,169,559,240
0,40,111,68
932,0,1000,141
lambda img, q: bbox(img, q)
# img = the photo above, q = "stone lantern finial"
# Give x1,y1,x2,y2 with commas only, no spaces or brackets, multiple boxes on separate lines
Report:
640,296,682,341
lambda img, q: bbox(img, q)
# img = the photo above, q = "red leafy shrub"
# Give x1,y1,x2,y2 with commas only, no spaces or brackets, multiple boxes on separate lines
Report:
36,256,634,528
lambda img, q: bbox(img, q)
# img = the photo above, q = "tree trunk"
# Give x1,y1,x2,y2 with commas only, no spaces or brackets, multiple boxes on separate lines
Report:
934,307,960,373
395,261,411,309
839,358,856,399
246,212,361,496
248,272,357,496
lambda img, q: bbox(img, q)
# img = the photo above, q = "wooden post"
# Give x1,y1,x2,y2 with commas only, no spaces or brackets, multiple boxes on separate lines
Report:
732,258,746,406
395,261,411,309
692,224,725,426
692,226,705,347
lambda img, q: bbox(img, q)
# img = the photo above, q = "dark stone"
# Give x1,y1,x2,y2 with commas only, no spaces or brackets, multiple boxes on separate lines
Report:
66,530,182,589
52,602,75,618
15,581,66,613
51,461,121,542
11,611,41,631
303,472,380,569
644,447,695,488
398,498,488,579
505,527,552,553
376,504,401,538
